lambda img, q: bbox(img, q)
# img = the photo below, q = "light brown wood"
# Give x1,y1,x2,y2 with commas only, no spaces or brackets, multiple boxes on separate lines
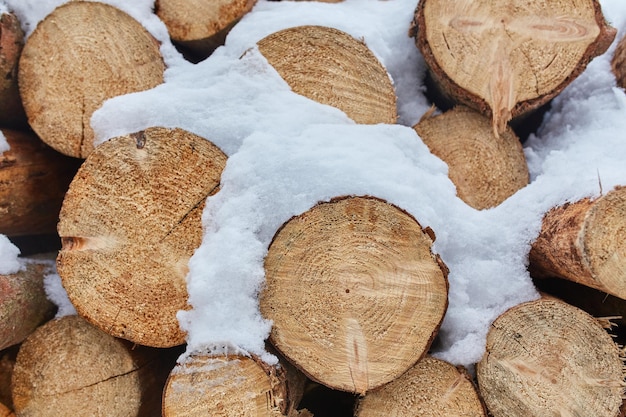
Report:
529,186,626,300
411,0,616,135
355,356,486,417
477,298,624,417
163,353,307,417
57,127,227,348
156,0,257,59
0,254,56,351
612,35,626,89
414,106,528,209
11,315,176,417
0,346,18,412
18,2,165,159
0,129,82,237
0,402,14,417
0,12,27,129
261,196,449,394
257,25,397,125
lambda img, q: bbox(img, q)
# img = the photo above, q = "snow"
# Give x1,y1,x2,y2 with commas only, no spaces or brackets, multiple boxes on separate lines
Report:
43,272,77,318
2,0,626,369
0,235,22,275
0,131,8,154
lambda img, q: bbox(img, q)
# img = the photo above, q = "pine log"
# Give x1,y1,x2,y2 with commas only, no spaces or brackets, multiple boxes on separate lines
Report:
56,127,226,348
162,353,308,417
355,356,486,417
11,315,178,417
257,25,397,125
0,12,27,129
0,403,13,417
612,35,626,90
0,255,56,351
156,0,257,61
413,106,528,209
0,346,18,412
410,0,616,135
17,2,165,159
529,186,626,301
260,196,449,395
0,129,81,237
476,298,624,417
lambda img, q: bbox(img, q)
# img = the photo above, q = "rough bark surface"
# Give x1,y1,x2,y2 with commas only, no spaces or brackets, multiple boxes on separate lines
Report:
0,255,56,351
257,25,397,125
57,127,227,348
261,196,449,394
477,298,624,417
0,12,27,129
18,2,165,158
414,106,529,209
411,0,616,135
11,315,177,417
529,186,626,300
0,129,81,237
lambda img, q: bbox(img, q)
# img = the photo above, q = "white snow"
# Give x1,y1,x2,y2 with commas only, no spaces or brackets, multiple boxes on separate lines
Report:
0,131,8,154
43,272,77,318
4,0,626,369
0,235,22,275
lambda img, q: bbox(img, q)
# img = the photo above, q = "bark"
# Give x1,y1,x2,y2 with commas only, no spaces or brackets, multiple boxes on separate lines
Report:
11,315,178,417
476,297,624,417
156,0,257,61
529,186,626,300
413,106,529,209
56,127,227,348
17,2,165,159
612,34,626,90
410,0,616,135
257,25,397,125
0,129,81,237
0,254,56,351
162,352,308,417
355,356,486,417
260,196,449,394
0,12,27,129
0,346,18,412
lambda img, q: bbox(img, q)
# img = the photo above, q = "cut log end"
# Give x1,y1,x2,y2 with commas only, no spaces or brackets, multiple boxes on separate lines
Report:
612,34,626,95
57,127,227,347
261,196,449,394
477,298,624,417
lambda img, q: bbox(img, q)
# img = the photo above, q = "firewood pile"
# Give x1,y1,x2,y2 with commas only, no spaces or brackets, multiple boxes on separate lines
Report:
1,0,626,416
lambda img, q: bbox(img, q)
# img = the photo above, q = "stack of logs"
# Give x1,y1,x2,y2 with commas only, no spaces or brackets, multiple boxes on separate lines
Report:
2,0,626,416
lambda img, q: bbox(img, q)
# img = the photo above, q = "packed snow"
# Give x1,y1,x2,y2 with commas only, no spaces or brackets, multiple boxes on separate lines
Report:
2,0,626,369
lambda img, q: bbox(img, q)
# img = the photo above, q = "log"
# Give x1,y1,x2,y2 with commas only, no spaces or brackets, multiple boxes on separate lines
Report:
355,356,487,417
413,106,529,209
156,0,257,61
18,2,165,159
11,315,179,417
476,297,624,417
260,196,449,394
612,35,626,90
529,186,626,300
257,25,397,125
0,403,13,417
56,127,227,348
162,353,308,416
410,0,616,135
0,254,56,351
0,129,82,237
0,346,18,412
0,12,27,129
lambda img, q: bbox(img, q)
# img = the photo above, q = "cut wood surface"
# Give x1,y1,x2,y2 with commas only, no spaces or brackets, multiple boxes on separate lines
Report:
156,0,257,60
477,298,624,417
260,196,449,394
0,12,27,129
257,25,397,125
0,403,13,417
18,2,165,159
411,0,616,135
355,356,486,417
11,315,177,417
612,35,626,89
414,106,528,210
529,186,626,300
0,254,56,351
57,127,227,347
0,346,17,412
163,353,307,417
0,129,82,237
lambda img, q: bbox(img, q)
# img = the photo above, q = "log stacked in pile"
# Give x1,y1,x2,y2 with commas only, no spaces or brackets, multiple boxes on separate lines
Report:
1,0,626,416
